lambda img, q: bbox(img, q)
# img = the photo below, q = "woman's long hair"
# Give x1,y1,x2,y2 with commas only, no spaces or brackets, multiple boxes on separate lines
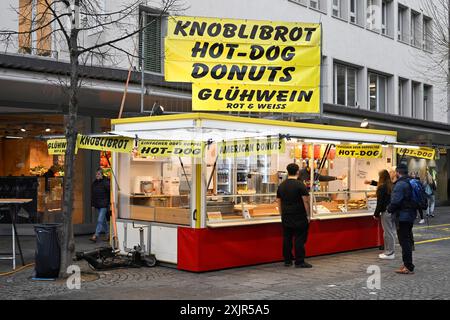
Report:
378,169,393,195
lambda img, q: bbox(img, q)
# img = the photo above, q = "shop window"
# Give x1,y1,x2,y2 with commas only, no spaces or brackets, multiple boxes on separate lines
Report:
368,72,387,113
334,63,357,107
18,0,52,56
423,16,433,52
139,11,163,74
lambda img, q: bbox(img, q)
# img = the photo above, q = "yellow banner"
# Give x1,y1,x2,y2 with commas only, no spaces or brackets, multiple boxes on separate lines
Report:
217,139,285,157
397,147,436,160
164,38,321,66
164,16,321,114
77,135,134,153
192,83,319,113
336,145,383,159
138,140,204,158
164,60,320,87
167,16,321,46
47,139,78,155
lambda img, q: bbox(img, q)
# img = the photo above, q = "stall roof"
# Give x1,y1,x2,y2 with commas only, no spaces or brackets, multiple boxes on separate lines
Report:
111,113,397,138
112,113,398,144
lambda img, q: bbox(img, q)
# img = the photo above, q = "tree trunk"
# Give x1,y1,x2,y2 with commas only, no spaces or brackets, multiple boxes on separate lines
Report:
59,34,80,278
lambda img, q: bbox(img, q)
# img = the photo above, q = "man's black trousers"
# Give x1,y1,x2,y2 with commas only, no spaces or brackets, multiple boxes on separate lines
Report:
397,221,415,272
282,221,309,265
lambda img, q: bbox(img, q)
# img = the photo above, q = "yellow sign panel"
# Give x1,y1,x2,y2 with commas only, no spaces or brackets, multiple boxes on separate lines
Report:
164,60,320,87
47,139,67,155
217,139,285,157
336,145,383,159
47,139,78,155
164,16,321,113
192,83,319,113
138,140,204,158
167,16,321,46
165,38,321,66
76,135,134,153
397,147,436,160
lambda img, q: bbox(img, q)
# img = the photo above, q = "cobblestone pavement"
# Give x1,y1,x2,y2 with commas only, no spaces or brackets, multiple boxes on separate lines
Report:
1,208,450,300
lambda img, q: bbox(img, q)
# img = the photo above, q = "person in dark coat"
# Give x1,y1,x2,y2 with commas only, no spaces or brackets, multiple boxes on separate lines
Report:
90,169,110,242
277,163,312,268
387,164,416,274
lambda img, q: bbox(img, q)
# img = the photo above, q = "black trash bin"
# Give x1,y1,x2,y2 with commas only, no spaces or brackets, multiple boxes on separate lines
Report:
34,223,61,278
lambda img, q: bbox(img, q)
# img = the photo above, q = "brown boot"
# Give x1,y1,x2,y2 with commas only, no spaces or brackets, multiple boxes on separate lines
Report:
89,235,97,242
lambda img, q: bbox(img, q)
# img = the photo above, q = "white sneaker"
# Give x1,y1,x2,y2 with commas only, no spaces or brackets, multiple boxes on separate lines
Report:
419,219,425,224
379,253,395,260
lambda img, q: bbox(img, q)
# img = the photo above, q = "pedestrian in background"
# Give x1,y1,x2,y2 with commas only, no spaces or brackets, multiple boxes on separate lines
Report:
413,172,426,224
421,170,437,218
387,164,416,275
90,168,111,242
277,163,312,268
373,170,395,260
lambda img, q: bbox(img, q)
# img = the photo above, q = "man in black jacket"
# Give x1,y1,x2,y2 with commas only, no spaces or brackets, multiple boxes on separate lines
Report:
90,169,111,242
277,163,312,268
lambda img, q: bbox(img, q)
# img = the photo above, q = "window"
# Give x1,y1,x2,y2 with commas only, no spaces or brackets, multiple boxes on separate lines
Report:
334,63,357,107
309,0,327,12
332,0,340,17
350,0,357,23
423,85,432,121
381,0,388,35
398,78,408,116
411,10,421,47
366,0,380,32
140,12,163,73
18,0,52,56
289,0,308,6
381,0,388,34
423,16,433,52
368,72,387,112
412,81,420,118
310,0,319,9
398,5,408,41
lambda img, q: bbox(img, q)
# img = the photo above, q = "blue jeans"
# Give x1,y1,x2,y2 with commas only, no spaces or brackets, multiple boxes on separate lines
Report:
95,207,109,237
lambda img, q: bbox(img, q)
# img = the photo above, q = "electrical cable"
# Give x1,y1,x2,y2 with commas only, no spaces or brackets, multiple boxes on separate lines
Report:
0,262,34,277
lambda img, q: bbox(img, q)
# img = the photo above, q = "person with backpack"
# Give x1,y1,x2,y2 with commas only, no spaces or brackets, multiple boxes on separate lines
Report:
415,174,426,224
90,168,111,242
387,164,424,275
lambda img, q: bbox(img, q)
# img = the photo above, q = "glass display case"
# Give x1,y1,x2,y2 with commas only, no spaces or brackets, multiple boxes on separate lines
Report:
116,151,193,226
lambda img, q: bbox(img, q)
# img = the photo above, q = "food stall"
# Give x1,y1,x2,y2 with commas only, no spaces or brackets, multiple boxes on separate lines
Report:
111,113,398,272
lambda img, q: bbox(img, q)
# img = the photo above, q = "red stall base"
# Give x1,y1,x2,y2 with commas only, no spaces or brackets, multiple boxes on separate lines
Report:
177,216,383,272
